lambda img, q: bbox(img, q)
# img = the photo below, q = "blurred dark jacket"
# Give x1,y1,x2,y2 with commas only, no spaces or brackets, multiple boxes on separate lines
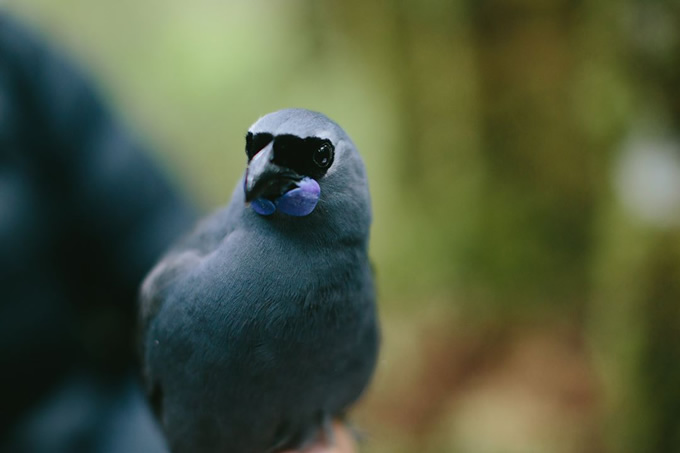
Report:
0,15,195,452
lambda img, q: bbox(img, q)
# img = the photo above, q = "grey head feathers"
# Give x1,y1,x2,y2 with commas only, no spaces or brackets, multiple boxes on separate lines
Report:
245,108,371,241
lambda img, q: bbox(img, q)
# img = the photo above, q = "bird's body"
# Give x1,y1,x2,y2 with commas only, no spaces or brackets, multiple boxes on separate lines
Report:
139,109,379,453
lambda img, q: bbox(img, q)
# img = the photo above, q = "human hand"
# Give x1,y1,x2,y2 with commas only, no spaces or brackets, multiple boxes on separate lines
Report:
281,422,356,453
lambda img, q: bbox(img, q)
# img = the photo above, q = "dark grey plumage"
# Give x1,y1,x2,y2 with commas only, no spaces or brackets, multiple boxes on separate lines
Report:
139,109,379,453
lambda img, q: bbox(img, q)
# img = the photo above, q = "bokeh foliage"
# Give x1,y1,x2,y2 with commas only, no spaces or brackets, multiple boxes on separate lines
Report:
4,0,680,451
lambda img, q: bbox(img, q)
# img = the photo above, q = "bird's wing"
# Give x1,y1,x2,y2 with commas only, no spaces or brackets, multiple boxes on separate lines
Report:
138,201,241,346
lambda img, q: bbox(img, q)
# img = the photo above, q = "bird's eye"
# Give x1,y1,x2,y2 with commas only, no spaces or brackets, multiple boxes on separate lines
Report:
313,142,334,168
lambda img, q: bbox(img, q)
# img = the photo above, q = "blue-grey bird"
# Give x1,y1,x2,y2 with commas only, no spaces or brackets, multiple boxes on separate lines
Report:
139,109,379,453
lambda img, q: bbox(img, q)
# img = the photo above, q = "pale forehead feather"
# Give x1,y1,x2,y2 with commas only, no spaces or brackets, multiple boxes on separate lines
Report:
248,108,344,143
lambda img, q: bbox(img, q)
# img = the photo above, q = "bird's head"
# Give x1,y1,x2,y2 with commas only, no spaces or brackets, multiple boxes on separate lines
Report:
243,109,370,224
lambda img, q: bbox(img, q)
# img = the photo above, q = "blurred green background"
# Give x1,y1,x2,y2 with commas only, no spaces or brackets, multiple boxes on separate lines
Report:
4,0,680,452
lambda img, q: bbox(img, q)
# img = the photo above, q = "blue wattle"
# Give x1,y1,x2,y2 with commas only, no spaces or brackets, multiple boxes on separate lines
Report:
250,177,321,217
276,178,320,216
251,198,276,216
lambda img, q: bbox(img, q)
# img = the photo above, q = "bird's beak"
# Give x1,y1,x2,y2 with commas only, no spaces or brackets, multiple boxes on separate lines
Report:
244,142,301,202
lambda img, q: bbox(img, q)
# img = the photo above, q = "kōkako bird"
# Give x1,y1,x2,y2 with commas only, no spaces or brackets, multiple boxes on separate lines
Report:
139,109,379,453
